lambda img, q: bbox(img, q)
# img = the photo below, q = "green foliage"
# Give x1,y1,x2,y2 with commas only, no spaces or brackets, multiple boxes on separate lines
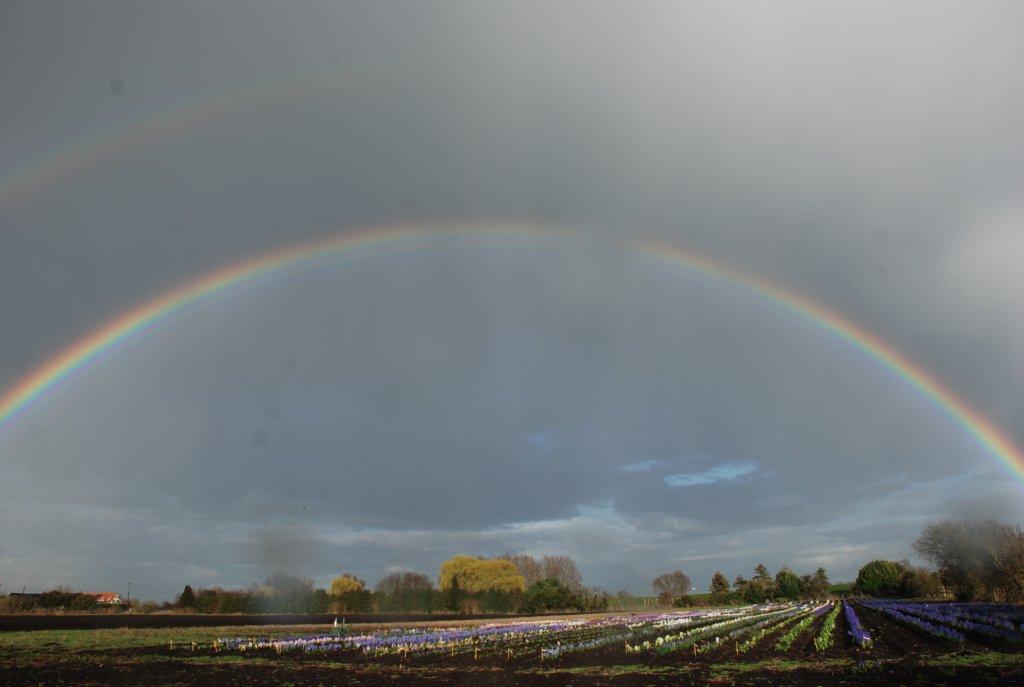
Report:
854,560,904,597
523,577,578,612
332,589,373,613
737,612,804,653
217,591,252,614
774,612,815,651
177,585,195,608
814,603,841,651
896,563,945,598
577,588,610,612
375,570,435,612
709,571,731,600
38,589,79,608
775,568,803,600
69,593,98,611
443,576,463,611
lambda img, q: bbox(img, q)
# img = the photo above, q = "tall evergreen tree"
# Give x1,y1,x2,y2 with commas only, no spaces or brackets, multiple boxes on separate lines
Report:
709,571,731,599
177,585,195,608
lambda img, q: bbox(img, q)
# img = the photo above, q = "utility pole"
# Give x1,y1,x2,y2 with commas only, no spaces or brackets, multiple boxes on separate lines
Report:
127,582,131,608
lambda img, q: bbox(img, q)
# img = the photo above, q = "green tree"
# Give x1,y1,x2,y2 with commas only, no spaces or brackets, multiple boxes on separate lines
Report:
709,571,730,600
177,585,195,608
775,567,803,600
443,575,463,612
854,560,904,597
523,578,578,612
814,567,830,588
896,562,944,599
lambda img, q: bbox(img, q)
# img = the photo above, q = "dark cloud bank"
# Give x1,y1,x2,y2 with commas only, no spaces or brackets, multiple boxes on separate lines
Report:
1,1,1022,597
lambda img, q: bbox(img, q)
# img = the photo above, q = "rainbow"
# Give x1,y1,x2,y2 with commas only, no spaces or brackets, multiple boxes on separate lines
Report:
0,224,1021,483
0,67,373,210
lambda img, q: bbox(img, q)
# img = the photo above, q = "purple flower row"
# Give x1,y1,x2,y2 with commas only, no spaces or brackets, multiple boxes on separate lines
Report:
912,603,1020,635
861,601,964,642
843,601,872,647
218,609,717,658
861,600,1008,643
814,601,834,616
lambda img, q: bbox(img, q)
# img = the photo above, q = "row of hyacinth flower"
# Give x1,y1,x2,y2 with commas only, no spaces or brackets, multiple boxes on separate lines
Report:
492,610,755,660
541,606,766,659
813,602,841,651
859,601,986,643
722,604,813,654
626,609,765,654
904,602,1024,639
814,601,835,616
860,600,965,642
626,604,797,655
735,611,803,654
689,605,805,656
220,618,585,656
220,610,716,659
540,607,747,659
695,605,809,653
944,602,1024,627
843,600,872,647
773,604,829,652
428,607,745,660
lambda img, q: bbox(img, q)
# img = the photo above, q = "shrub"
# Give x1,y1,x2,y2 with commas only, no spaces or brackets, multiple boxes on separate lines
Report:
854,560,903,597
523,578,578,613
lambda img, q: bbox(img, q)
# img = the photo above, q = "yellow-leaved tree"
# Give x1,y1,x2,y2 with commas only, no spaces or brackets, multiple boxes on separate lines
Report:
329,574,365,596
438,555,526,593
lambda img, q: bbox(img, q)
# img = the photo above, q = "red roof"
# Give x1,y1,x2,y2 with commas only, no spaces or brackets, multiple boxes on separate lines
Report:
88,592,123,603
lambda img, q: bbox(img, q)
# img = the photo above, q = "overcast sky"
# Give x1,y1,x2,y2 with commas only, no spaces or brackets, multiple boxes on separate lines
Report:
1,1,1023,600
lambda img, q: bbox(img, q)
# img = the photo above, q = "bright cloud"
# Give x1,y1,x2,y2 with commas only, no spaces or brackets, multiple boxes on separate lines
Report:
663,462,758,487
620,459,664,473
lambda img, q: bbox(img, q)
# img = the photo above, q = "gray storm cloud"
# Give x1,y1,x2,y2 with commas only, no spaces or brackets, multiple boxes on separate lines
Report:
1,1,1022,596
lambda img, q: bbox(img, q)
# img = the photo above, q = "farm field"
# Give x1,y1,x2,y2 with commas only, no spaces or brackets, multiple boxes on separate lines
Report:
3,601,1024,685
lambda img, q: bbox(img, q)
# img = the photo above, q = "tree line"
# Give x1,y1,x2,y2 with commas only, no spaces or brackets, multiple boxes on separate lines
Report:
853,518,1024,602
645,565,832,607
10,518,1022,615
171,553,608,615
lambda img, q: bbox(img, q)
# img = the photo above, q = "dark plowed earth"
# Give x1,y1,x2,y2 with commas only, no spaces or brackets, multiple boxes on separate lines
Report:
5,607,1024,685
3,658,1022,686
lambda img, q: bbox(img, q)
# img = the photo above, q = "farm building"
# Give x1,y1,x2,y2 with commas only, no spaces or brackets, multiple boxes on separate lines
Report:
87,592,125,605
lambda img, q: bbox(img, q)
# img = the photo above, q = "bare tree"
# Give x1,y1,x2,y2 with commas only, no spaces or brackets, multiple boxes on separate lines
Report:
541,555,583,591
652,570,691,605
914,519,1024,602
375,570,433,597
501,554,545,587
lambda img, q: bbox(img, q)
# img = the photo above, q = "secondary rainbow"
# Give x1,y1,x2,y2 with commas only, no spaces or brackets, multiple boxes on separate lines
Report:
1,225,1021,483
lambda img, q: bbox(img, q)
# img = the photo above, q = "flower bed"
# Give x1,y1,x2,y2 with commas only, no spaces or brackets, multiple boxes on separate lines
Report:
813,602,840,651
843,601,871,647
